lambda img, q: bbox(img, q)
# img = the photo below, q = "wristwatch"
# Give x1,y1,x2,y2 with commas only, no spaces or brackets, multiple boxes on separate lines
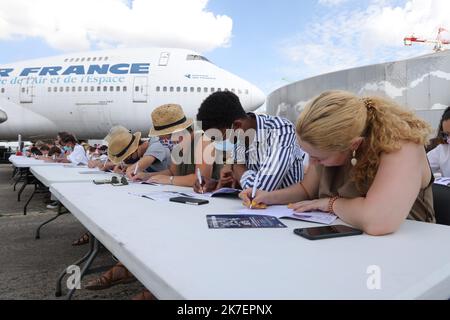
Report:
169,176,174,185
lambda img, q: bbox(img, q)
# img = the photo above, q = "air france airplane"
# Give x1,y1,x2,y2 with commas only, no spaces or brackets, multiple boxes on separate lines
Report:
0,48,265,140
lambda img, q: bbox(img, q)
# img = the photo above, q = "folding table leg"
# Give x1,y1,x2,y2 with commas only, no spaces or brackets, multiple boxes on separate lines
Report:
23,184,37,216
65,236,100,300
55,234,94,297
35,203,69,239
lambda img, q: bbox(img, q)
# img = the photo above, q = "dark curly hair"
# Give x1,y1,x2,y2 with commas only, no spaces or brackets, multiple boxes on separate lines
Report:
427,106,450,151
196,91,247,131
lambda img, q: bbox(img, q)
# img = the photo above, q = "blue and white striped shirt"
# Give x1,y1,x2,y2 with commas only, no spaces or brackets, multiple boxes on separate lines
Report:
234,114,305,191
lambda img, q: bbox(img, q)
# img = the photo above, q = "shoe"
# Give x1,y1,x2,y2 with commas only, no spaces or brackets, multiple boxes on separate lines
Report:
46,201,59,209
132,289,157,300
85,262,136,290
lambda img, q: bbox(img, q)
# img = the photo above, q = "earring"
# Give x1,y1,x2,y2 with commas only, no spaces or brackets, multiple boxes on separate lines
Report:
351,150,357,167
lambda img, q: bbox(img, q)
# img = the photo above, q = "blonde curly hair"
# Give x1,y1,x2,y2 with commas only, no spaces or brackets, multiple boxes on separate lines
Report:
296,90,432,191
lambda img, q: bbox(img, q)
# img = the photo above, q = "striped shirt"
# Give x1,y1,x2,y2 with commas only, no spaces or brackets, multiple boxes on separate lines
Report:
234,114,305,191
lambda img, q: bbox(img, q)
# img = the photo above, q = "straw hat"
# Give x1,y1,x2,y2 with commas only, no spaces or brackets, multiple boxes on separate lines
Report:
107,130,142,164
104,125,131,143
148,104,193,137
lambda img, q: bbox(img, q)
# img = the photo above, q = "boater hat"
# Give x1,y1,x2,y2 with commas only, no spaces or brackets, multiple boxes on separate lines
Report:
148,104,193,137
107,130,142,164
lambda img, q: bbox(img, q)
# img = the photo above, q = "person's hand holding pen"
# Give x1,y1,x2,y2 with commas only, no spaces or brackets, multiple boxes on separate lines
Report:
196,168,204,194
239,188,272,208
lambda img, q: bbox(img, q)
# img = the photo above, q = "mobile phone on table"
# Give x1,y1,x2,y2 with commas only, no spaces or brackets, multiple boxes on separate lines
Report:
294,225,363,240
169,196,209,205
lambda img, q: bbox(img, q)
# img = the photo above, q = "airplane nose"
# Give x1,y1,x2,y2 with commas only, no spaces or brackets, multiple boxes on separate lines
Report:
252,87,266,110
0,109,7,124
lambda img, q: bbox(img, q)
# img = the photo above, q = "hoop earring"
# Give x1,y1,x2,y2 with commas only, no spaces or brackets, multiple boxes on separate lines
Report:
351,150,357,167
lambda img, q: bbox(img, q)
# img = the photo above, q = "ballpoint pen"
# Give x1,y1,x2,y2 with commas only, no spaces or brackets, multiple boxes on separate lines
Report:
250,175,259,209
196,168,204,194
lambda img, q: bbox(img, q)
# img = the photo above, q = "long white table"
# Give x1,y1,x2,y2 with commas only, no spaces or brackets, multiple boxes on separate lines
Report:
50,182,450,300
9,155,67,168
30,166,116,187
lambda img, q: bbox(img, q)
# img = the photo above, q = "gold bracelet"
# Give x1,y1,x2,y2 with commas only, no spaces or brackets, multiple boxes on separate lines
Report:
328,196,340,214
299,182,312,200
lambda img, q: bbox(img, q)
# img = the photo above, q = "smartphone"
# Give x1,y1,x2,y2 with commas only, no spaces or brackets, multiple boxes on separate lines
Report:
169,196,209,205
294,225,363,240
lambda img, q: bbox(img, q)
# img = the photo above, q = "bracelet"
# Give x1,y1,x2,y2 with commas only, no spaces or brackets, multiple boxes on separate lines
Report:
328,196,340,214
299,182,312,200
169,176,174,185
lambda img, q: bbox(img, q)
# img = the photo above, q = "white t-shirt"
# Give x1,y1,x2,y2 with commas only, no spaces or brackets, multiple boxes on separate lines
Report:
427,144,450,177
67,144,89,165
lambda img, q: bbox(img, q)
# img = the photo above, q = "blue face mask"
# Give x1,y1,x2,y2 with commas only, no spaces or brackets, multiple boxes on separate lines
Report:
214,140,236,152
63,146,72,152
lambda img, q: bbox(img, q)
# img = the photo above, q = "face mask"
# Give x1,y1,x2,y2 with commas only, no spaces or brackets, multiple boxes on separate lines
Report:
214,140,236,152
447,137,450,145
160,138,177,151
63,146,72,152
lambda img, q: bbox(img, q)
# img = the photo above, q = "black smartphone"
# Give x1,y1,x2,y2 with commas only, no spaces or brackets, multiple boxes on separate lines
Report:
294,225,363,240
169,196,209,206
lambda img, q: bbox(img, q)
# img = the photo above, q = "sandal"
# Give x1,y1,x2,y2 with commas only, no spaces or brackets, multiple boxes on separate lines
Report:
132,289,157,300
85,262,136,291
72,232,90,246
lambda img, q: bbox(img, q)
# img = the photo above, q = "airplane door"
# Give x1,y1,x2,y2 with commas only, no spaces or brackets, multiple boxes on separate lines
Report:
133,76,148,103
20,83,33,103
158,52,170,66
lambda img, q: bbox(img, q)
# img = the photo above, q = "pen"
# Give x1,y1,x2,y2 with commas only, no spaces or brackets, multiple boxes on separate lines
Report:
196,168,204,194
133,162,139,176
250,175,259,209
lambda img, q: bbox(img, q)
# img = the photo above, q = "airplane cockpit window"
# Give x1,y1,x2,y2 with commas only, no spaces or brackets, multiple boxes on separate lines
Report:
186,54,211,63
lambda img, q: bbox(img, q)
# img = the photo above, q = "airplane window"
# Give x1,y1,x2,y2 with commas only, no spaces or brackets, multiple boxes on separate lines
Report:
123,86,127,92
183,87,187,92
104,57,109,61
245,89,249,94
204,87,208,93
211,88,215,92
93,57,97,61
97,86,101,92
231,89,235,93
170,87,174,92
83,86,88,92
91,86,95,92
156,86,160,92
135,86,140,92
87,58,91,62
47,87,51,93
1,88,3,93
110,86,114,92
53,87,58,93
65,87,70,92
59,87,64,92
81,58,85,62
238,89,242,94
217,88,221,92
75,58,80,62
225,88,229,92
70,58,74,62
163,87,167,92
21,88,25,93
197,87,201,93
98,57,103,61
103,86,107,92
64,59,68,62
176,87,181,92
190,87,194,92
72,87,76,92
116,86,120,92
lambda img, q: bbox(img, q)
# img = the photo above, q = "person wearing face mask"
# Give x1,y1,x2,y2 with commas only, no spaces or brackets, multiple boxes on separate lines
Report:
240,90,435,236
60,135,89,165
132,104,221,186
194,91,305,194
427,107,450,177
105,125,170,179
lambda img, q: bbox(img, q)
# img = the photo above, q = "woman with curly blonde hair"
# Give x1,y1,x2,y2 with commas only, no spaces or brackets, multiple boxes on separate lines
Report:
240,90,435,236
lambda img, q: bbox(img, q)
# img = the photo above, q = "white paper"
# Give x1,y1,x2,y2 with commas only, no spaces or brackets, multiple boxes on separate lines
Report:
238,205,337,225
435,177,450,186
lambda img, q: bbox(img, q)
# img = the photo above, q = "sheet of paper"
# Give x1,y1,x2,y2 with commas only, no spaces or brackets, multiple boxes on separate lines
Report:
435,177,450,186
238,205,337,225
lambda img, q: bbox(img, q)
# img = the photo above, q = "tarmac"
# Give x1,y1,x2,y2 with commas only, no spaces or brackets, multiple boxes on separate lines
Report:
0,164,145,300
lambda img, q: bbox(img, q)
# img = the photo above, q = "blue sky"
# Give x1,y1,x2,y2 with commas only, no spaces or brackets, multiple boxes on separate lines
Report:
0,0,448,94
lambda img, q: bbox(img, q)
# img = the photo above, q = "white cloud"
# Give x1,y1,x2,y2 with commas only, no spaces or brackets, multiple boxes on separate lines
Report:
0,0,232,52
318,0,349,6
281,0,450,80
